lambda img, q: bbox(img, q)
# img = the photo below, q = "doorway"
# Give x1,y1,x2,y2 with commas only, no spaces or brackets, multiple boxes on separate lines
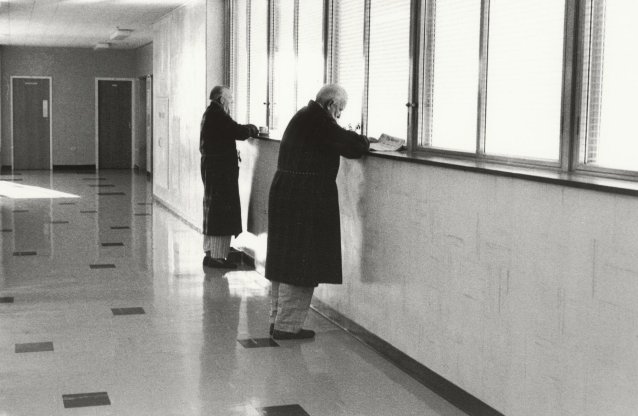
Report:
11,76,52,170
97,79,133,169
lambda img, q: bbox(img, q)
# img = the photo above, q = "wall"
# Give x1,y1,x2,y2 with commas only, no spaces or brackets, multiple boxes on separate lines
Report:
152,0,209,224
135,43,153,77
134,43,153,171
0,46,137,167
236,138,638,416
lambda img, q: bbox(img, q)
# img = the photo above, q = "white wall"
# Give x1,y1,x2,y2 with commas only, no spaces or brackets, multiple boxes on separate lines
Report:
152,0,209,224
235,139,638,416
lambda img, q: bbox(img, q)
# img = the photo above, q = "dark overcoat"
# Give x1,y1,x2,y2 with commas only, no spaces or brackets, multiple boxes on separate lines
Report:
265,100,370,287
200,101,257,237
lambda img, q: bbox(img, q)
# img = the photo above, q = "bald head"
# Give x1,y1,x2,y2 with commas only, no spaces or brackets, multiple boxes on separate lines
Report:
315,84,348,120
209,85,233,114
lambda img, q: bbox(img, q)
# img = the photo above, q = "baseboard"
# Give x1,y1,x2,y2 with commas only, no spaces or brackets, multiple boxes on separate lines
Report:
52,164,96,172
310,298,505,416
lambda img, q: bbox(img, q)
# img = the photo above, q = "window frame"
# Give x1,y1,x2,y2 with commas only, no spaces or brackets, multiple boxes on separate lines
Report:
227,0,638,182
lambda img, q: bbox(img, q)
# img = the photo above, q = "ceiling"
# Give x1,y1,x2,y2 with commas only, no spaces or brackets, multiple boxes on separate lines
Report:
0,0,187,49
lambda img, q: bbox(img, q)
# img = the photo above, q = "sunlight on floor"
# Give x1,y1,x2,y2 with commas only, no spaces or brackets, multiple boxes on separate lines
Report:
0,181,80,199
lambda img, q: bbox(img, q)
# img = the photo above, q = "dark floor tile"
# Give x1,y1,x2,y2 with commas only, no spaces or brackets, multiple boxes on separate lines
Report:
137,202,153,205
101,242,124,247
59,202,76,205
134,213,151,216
1,178,23,181
88,184,115,187
257,405,311,416
110,226,130,230
1,229,13,232
82,177,106,181
80,210,98,213
50,220,69,224
12,209,28,213
0,297,15,303
13,251,37,256
237,338,279,348
90,264,116,269
98,192,125,196
111,307,145,315
62,392,110,408
15,342,54,353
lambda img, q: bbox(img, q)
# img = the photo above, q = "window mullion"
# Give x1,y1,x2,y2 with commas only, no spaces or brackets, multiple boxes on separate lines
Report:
362,0,371,137
406,0,421,153
476,0,490,157
559,0,579,172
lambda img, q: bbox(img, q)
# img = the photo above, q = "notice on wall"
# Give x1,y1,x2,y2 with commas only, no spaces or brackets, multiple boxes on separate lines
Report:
42,100,48,118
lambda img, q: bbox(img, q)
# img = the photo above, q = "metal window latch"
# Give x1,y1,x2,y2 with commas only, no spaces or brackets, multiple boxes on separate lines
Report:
405,102,417,108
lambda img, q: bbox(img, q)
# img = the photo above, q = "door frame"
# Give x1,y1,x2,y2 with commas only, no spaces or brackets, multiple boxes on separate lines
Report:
94,77,136,170
10,75,53,170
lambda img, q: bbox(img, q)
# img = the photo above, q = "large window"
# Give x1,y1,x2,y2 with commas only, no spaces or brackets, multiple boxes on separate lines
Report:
581,0,638,172
230,0,324,133
229,0,638,180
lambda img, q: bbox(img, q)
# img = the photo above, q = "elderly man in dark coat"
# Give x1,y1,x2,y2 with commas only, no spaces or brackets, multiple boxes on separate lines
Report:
201,86,258,268
266,84,370,340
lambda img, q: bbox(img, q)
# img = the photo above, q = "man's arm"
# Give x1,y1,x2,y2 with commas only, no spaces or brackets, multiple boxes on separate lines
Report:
322,118,370,159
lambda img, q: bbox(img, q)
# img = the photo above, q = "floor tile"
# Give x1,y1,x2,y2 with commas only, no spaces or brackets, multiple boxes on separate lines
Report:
112,307,145,315
13,251,37,256
1,228,13,232
90,264,116,269
101,242,124,247
81,210,98,213
0,296,15,303
15,342,54,353
59,202,76,205
50,220,69,224
12,209,28,213
98,192,125,195
257,404,311,416
238,338,280,348
88,184,115,187
111,226,130,229
62,392,110,408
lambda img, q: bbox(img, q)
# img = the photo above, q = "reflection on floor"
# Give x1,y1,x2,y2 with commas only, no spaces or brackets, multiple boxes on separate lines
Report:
0,170,467,416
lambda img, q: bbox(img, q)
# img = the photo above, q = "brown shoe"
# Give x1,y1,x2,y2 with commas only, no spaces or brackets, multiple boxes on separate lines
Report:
272,329,315,340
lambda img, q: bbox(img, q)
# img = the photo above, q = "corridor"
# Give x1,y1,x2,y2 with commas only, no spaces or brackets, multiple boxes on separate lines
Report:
0,170,465,416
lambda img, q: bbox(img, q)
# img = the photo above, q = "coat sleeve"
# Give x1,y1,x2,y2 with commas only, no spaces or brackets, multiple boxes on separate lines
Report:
320,117,370,159
219,112,259,141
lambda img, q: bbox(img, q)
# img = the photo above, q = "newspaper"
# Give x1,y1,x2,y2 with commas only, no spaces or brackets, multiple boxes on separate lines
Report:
369,133,406,152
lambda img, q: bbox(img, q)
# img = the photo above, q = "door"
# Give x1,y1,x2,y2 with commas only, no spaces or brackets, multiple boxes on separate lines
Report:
145,76,153,174
98,80,132,169
12,77,51,169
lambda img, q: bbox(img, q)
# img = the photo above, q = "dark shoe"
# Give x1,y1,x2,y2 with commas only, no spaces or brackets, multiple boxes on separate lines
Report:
269,323,274,335
272,329,315,340
203,257,237,269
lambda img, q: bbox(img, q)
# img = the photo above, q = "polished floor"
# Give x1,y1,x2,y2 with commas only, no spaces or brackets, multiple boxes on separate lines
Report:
0,170,467,416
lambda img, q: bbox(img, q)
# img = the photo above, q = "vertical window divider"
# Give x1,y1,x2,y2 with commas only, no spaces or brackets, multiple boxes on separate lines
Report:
560,0,580,172
294,0,300,111
246,0,252,122
324,0,334,84
224,0,233,90
418,0,435,149
475,0,490,157
362,0,371,137
406,0,421,153
266,0,275,128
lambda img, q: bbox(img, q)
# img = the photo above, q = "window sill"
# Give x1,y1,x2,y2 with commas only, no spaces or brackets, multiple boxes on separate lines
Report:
366,150,638,197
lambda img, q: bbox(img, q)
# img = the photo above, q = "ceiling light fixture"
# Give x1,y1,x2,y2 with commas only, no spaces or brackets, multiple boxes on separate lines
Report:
110,28,133,41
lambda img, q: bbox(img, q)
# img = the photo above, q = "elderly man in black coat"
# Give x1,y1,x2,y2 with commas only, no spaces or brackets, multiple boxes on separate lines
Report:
266,84,370,340
200,86,258,268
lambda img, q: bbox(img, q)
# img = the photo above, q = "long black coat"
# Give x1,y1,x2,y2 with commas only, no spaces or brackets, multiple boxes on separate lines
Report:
200,101,257,237
265,100,370,287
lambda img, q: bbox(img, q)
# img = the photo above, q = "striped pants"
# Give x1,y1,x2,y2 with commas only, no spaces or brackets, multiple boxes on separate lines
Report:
203,235,231,259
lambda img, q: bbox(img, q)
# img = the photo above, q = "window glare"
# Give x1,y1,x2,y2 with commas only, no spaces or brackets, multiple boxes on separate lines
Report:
485,0,565,161
588,1,638,171
367,0,411,140
423,0,481,152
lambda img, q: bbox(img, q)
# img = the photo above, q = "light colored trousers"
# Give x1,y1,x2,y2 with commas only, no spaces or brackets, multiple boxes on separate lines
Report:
203,235,231,258
270,281,315,333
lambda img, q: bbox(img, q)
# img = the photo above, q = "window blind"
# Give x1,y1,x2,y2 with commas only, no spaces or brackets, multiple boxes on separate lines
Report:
484,0,565,161
297,0,325,110
333,0,365,131
421,0,481,152
271,0,296,131
367,0,411,140
248,0,269,127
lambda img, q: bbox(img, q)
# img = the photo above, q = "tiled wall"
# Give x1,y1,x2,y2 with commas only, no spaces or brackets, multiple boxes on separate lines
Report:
235,139,638,416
